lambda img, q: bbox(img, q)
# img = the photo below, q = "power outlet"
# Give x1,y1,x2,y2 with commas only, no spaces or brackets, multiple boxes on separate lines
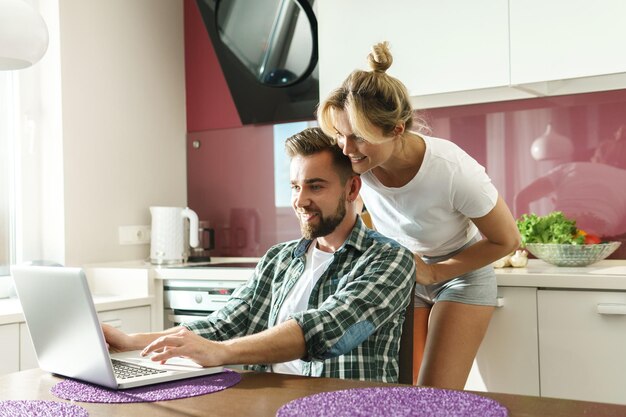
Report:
119,225,151,245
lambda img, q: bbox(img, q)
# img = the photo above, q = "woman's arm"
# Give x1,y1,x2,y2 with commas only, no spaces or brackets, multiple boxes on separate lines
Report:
415,196,521,284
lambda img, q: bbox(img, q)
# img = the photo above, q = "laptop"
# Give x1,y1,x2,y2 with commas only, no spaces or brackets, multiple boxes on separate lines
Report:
12,265,224,389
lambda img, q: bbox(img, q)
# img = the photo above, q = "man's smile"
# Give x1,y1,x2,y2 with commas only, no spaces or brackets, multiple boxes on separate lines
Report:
298,211,319,222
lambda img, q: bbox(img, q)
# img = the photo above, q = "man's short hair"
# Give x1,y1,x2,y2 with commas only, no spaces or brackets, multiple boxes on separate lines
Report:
285,127,355,183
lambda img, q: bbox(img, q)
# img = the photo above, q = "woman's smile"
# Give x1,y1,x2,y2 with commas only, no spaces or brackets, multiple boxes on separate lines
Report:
350,155,367,164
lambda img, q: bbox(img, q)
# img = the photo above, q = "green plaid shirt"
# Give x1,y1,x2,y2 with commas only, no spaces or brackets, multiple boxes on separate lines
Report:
184,217,415,382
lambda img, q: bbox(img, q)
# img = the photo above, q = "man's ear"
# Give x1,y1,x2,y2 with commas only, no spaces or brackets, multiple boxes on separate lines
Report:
347,175,362,202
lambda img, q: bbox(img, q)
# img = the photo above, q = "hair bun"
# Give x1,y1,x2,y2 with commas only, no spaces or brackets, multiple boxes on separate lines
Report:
367,41,393,73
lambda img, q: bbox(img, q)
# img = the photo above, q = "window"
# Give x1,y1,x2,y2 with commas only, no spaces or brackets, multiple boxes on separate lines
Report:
0,71,17,278
273,121,317,207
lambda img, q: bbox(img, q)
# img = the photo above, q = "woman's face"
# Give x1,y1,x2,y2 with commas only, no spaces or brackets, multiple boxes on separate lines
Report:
333,110,395,174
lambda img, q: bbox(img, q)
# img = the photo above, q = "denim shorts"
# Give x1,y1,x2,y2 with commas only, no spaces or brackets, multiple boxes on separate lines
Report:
414,236,497,308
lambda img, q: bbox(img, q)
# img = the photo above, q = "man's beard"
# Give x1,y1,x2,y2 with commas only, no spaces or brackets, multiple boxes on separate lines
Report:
299,194,347,240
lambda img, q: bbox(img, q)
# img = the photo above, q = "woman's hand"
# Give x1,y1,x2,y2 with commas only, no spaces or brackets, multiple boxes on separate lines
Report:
413,254,438,285
140,327,228,367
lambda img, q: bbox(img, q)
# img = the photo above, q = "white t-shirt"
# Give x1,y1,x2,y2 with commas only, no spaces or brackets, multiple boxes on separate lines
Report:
271,241,334,375
360,135,498,257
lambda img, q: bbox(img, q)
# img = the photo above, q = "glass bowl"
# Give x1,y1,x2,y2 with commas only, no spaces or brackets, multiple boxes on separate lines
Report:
525,242,622,267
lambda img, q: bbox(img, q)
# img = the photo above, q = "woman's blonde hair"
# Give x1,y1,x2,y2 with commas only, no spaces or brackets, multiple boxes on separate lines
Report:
317,41,429,143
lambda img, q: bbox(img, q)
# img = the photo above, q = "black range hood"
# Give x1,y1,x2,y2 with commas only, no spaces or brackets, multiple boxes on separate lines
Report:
196,0,319,125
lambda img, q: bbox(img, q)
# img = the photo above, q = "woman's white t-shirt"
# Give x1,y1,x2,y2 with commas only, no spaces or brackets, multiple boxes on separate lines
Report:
360,135,498,257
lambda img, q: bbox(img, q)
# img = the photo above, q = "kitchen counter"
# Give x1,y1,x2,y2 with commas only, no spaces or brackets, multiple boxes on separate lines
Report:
494,259,626,290
0,258,260,329
2,258,624,326
153,257,259,281
0,265,158,326
0,295,155,326
2,368,625,417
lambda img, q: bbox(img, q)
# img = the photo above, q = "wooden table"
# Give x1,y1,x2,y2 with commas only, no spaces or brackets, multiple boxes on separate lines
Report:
1,368,624,417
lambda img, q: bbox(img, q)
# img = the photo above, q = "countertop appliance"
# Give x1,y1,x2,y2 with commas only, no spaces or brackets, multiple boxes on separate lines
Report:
188,220,215,263
150,206,199,265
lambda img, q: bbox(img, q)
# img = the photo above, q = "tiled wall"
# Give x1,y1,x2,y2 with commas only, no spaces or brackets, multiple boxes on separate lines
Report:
188,89,626,259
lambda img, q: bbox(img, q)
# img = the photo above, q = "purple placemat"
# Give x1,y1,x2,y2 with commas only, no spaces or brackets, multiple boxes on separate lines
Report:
0,400,89,417
276,386,508,417
50,369,241,403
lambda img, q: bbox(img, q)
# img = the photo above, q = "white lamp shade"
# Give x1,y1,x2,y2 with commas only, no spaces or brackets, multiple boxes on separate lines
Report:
530,124,574,161
0,0,49,70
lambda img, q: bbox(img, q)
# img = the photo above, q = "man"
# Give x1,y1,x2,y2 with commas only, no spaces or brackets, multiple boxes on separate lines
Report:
104,128,416,382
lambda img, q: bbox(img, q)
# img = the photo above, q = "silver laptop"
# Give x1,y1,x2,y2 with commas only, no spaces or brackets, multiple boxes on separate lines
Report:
12,265,224,389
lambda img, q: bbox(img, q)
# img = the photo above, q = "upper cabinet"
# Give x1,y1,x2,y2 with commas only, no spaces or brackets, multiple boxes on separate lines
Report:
318,0,626,109
318,0,509,97
510,0,626,84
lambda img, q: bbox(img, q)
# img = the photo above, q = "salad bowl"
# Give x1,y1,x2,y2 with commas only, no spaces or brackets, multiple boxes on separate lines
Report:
525,242,621,267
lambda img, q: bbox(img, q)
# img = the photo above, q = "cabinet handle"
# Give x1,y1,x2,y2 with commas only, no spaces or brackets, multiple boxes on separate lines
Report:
102,319,122,328
596,303,626,315
495,297,505,308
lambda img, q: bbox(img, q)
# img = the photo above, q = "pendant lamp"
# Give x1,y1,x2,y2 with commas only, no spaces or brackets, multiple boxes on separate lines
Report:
530,124,574,161
0,0,49,70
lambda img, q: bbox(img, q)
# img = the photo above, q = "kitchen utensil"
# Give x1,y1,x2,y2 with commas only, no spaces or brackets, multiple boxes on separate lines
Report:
188,220,215,262
149,206,199,264
525,242,621,267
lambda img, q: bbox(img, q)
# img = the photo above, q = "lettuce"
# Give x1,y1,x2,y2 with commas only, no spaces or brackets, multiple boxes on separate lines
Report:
516,212,585,245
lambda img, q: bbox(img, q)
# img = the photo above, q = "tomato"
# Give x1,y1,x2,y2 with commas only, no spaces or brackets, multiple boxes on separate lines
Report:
584,234,602,244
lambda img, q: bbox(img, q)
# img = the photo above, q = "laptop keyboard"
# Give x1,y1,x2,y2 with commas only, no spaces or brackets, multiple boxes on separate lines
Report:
111,359,167,380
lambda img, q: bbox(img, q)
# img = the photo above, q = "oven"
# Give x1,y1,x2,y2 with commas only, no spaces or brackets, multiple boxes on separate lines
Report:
160,261,257,328
163,279,247,327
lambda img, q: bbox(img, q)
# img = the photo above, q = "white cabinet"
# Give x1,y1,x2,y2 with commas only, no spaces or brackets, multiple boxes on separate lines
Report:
510,0,626,85
319,1,626,108
538,290,626,405
466,287,540,395
18,306,152,372
98,306,151,334
466,284,626,405
318,0,509,100
0,324,19,375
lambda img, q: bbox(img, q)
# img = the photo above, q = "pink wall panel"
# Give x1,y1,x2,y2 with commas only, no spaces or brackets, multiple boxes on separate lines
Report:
184,65,626,259
427,89,626,258
187,125,279,257
184,0,241,131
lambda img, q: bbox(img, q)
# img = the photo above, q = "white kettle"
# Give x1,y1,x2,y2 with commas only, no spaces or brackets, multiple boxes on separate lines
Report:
149,206,199,264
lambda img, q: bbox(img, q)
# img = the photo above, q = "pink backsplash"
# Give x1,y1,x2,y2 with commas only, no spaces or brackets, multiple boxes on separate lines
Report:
187,89,626,258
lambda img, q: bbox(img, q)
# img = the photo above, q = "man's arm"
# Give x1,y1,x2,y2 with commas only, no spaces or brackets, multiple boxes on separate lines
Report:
140,319,306,367
291,243,415,361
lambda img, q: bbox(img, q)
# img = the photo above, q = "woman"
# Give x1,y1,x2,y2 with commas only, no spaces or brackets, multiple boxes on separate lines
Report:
317,42,521,389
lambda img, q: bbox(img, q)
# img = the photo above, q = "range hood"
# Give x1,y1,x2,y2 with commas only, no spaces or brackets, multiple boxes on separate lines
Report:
195,0,318,125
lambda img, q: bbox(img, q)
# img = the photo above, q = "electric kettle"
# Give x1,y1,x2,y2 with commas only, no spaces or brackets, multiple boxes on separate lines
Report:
149,206,199,264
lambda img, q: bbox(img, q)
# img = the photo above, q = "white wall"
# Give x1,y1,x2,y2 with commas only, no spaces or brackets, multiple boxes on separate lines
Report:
57,0,187,265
